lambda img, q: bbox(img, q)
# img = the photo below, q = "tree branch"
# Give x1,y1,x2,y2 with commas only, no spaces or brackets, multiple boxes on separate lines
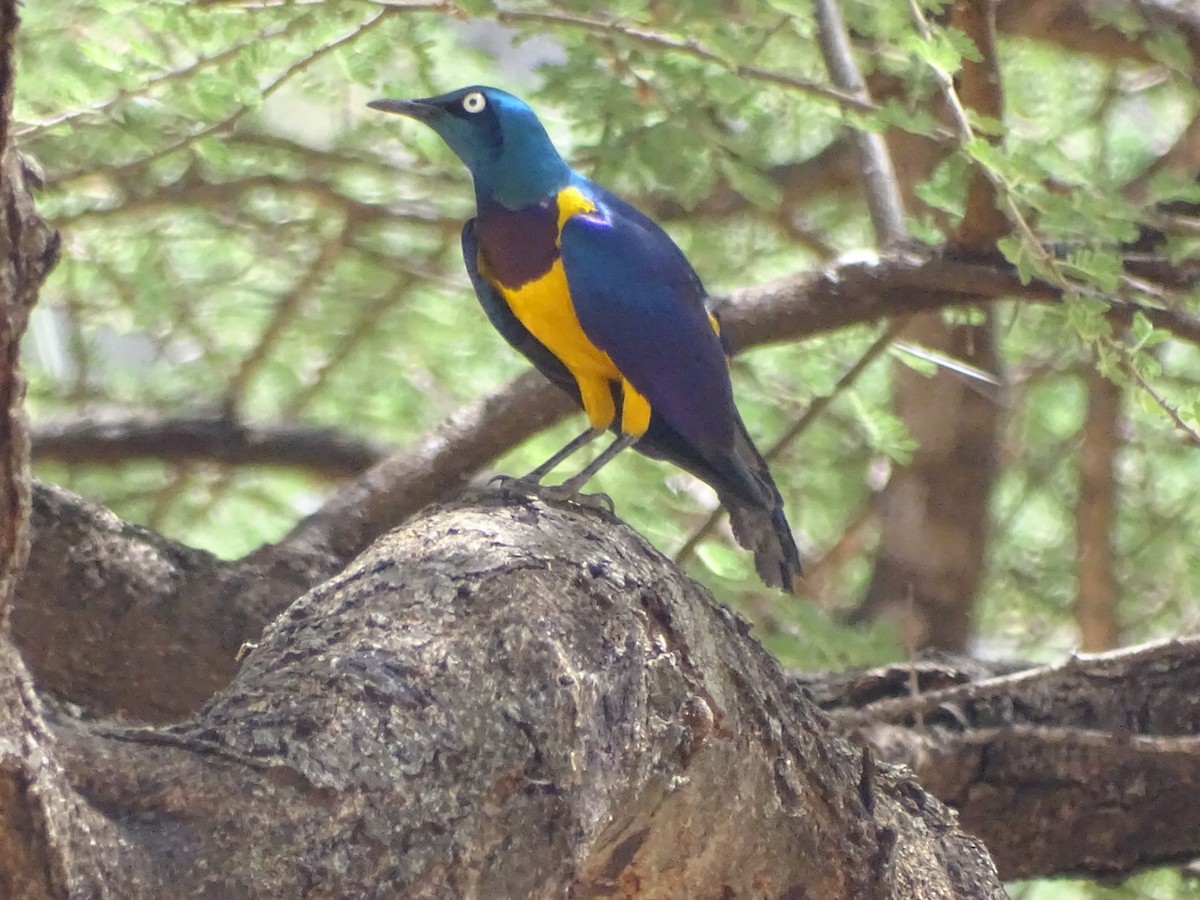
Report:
813,0,909,245
38,495,1004,898
490,7,875,112
817,637,1200,879
31,413,387,477
14,248,1200,719
11,481,343,720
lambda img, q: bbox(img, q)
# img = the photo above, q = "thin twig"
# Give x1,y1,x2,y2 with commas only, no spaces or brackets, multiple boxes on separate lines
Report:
15,11,317,139
812,0,908,245
1118,344,1200,446
282,274,416,417
488,7,874,113
223,222,348,414
56,7,396,185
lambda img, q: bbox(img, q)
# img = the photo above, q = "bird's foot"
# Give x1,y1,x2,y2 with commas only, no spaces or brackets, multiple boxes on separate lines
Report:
487,475,614,513
537,483,615,514
488,474,542,500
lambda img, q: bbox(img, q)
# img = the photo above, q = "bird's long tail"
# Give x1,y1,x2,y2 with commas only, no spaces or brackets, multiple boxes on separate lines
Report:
721,424,803,594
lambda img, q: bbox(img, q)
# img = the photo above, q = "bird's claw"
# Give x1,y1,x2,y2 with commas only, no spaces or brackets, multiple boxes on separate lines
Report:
489,473,530,491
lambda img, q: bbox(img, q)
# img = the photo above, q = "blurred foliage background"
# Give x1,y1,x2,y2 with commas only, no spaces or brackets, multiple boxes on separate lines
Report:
13,2,1200,893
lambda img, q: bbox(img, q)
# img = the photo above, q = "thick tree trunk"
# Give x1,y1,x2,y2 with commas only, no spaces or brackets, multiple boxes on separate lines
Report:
850,0,1007,652
5,495,1006,899
1075,361,1122,651
853,313,1002,651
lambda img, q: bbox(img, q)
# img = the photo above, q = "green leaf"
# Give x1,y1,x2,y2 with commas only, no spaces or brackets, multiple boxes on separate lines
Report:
997,234,1042,285
192,136,232,168
1061,247,1122,294
902,27,967,76
1063,294,1112,341
717,155,778,210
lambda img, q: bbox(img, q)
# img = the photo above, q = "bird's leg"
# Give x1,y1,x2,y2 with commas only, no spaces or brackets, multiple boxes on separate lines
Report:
525,427,605,483
490,427,604,493
547,434,633,504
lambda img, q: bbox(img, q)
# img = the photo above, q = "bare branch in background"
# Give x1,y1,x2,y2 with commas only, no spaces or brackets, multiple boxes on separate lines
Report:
26,248,1200,548
674,321,903,572
223,224,348,416
820,637,1200,879
32,414,387,477
812,0,909,246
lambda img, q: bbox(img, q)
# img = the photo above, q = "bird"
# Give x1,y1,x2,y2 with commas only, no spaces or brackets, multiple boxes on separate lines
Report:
368,86,802,592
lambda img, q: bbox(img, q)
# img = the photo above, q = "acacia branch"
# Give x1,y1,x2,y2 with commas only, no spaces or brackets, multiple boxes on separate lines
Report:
674,320,903,570
25,250,1200,557
223,223,348,415
50,6,398,186
12,480,343,720
489,7,874,112
281,248,1200,567
816,637,1200,879
813,0,909,245
25,497,1004,897
15,10,319,140
31,414,387,477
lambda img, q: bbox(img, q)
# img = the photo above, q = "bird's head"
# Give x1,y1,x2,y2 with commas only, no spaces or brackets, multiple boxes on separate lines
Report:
369,86,573,210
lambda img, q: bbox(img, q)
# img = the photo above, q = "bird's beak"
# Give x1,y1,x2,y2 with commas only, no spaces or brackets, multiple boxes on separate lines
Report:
366,98,437,122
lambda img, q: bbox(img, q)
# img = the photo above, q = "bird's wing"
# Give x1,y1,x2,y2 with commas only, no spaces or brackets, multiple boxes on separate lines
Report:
461,218,581,404
558,184,739,464
560,191,801,589
469,212,801,589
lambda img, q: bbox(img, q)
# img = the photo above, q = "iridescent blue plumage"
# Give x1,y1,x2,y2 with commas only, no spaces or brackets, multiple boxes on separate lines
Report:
369,86,801,591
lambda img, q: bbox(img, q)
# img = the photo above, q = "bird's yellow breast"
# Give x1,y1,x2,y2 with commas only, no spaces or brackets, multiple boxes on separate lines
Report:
498,258,618,381
493,185,619,382
481,186,651,435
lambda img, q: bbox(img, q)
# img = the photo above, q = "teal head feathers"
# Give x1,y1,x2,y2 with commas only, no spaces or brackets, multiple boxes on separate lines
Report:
368,86,573,209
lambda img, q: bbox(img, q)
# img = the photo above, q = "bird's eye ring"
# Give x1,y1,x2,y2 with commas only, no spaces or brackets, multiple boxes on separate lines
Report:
462,91,487,114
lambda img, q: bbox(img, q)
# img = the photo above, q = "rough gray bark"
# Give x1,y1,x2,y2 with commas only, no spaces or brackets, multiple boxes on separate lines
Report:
10,481,340,720
21,469,1200,886
0,3,118,895
32,495,1003,899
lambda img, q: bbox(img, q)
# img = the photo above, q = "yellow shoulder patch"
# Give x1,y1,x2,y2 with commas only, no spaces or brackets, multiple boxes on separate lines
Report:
555,185,597,238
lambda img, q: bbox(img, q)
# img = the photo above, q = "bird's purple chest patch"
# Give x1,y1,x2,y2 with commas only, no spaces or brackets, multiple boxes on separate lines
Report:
475,199,560,289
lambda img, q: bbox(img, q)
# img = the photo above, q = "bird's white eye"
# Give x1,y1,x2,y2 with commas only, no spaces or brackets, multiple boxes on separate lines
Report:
462,91,487,114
